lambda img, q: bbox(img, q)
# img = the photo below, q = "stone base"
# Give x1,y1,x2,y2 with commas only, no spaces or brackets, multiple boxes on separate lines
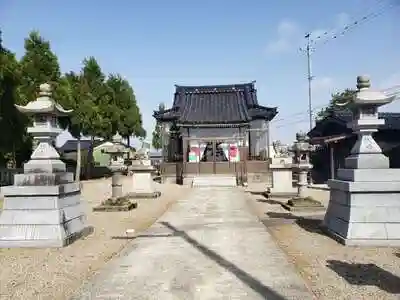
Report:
282,197,324,212
130,170,160,197
323,226,400,247
0,226,92,248
93,195,138,212
266,191,298,198
269,167,295,194
93,202,137,212
0,175,88,248
324,178,400,246
127,191,161,199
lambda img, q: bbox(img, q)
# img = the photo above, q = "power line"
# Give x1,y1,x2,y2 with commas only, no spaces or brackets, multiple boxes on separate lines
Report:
299,0,393,134
271,84,400,128
271,103,327,123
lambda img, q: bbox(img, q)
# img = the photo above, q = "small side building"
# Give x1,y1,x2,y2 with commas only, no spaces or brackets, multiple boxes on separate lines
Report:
153,82,278,184
308,109,400,183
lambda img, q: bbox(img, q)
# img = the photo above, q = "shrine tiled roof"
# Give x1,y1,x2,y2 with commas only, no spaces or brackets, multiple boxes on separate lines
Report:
153,82,277,126
308,108,400,140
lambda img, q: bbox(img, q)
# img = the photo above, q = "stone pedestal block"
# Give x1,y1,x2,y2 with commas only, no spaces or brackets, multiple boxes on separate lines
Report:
111,171,123,199
0,173,88,248
269,164,296,194
129,168,160,198
324,169,400,246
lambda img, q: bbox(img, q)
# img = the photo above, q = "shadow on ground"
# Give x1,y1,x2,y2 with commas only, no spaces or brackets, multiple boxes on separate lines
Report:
395,253,400,259
326,260,400,294
114,221,291,299
256,198,282,205
159,221,289,299
265,212,326,236
111,233,175,240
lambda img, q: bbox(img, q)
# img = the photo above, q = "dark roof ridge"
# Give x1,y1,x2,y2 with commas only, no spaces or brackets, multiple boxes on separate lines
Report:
175,82,256,94
175,81,255,89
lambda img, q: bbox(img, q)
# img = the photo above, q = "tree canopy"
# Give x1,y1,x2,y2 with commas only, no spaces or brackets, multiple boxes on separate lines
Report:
152,103,164,150
315,89,357,121
0,30,146,174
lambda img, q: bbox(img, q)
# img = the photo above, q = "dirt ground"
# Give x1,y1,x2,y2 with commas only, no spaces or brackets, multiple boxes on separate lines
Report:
0,177,188,300
246,189,400,300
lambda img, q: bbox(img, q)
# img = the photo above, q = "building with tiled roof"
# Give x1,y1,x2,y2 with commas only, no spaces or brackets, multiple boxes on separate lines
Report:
153,82,277,182
154,82,277,126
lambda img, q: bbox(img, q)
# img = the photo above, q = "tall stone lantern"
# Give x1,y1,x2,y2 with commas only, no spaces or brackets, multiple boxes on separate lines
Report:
104,132,128,202
282,131,324,211
0,83,88,248
324,76,400,246
93,132,137,212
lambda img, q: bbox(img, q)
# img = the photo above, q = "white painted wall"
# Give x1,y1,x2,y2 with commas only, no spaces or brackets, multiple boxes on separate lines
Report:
249,120,269,156
184,127,240,138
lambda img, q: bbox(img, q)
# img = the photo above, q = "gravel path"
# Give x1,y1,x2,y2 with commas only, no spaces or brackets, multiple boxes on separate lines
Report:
0,177,188,300
247,190,400,300
73,187,314,300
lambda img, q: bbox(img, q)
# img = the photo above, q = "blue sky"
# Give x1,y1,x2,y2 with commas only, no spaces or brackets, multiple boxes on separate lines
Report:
1,0,399,146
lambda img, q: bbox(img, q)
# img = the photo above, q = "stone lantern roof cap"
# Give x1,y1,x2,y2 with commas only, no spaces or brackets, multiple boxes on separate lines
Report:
15,83,73,116
296,131,307,142
354,75,396,105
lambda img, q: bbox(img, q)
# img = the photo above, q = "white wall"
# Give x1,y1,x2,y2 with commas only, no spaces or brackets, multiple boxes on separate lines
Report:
249,120,269,156
184,127,240,138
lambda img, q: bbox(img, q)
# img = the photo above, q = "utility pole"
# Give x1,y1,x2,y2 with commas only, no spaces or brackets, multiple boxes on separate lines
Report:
304,33,314,132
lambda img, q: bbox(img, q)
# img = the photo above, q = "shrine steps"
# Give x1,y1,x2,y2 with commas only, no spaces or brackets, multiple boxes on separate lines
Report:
191,175,237,188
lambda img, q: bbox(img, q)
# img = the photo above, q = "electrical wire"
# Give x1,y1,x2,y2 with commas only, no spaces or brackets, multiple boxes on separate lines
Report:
309,0,392,48
270,85,400,129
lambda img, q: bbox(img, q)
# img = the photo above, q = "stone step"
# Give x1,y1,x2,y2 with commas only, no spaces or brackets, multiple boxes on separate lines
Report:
192,176,237,187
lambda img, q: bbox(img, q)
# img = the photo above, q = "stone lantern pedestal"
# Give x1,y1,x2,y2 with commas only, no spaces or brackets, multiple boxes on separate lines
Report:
282,132,324,211
324,76,400,246
128,149,161,198
0,84,89,248
93,133,137,212
269,156,296,195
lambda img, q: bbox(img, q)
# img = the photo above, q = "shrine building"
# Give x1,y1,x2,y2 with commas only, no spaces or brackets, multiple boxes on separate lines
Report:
153,82,278,184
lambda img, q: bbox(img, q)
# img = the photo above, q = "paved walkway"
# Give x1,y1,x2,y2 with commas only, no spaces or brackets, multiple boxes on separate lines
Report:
73,187,314,300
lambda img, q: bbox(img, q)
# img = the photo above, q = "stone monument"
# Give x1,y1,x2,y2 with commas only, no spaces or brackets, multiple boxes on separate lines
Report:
93,132,137,212
0,83,88,248
324,75,400,246
128,143,161,198
282,132,324,211
268,140,296,195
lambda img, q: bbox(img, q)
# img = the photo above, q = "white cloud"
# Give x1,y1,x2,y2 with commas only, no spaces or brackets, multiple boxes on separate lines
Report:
379,73,400,112
379,73,400,89
335,12,351,28
266,20,301,54
312,76,335,93
266,13,350,55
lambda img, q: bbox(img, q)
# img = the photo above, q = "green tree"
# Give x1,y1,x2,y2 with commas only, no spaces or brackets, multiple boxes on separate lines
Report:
152,123,162,150
106,74,146,151
152,103,164,150
19,31,61,105
0,31,30,167
57,71,88,181
79,57,112,178
315,89,357,121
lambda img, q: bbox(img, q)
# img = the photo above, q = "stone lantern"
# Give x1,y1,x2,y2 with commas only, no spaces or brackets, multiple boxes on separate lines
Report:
105,132,128,201
324,75,400,246
17,83,73,173
0,83,88,248
282,131,323,211
93,132,136,212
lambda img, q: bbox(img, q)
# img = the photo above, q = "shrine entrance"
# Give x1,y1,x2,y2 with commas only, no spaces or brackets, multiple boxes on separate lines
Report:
185,138,241,175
